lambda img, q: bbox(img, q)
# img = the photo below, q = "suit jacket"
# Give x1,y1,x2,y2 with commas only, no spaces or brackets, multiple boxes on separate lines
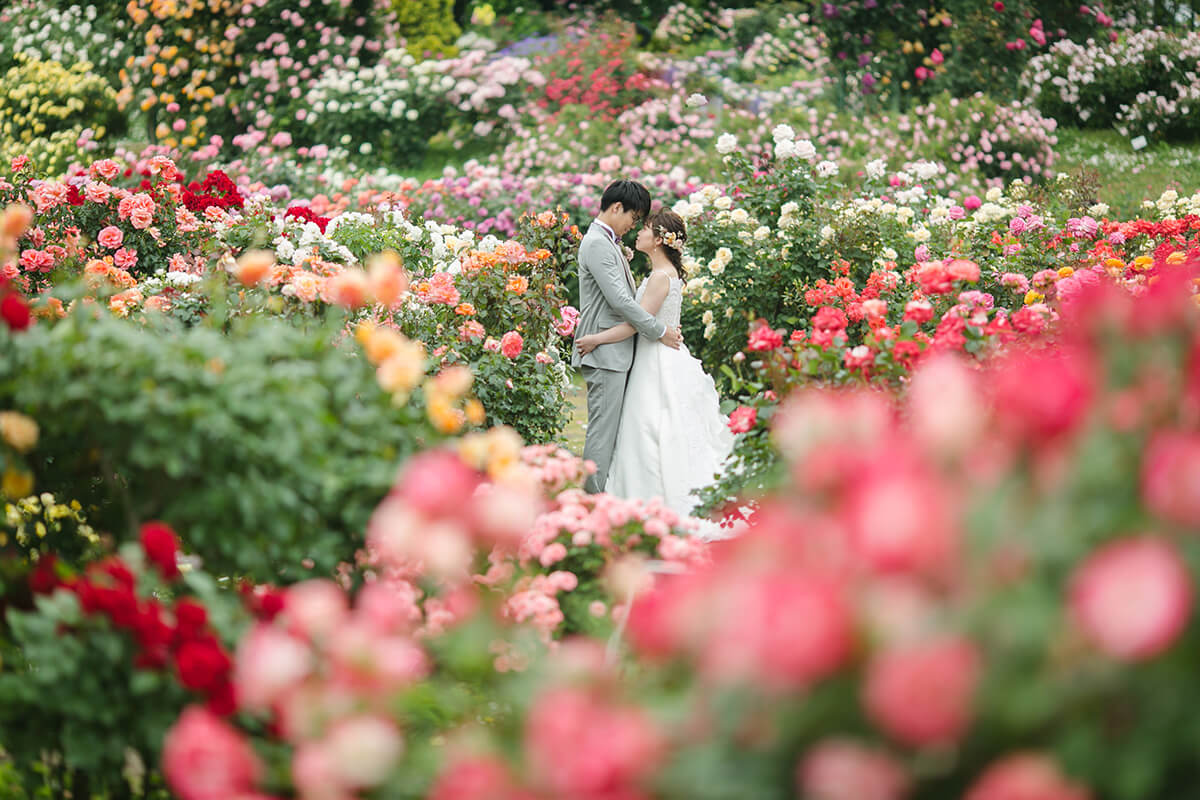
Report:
572,221,667,371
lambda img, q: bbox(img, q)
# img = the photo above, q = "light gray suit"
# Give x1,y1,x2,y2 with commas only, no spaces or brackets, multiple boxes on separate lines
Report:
572,221,667,494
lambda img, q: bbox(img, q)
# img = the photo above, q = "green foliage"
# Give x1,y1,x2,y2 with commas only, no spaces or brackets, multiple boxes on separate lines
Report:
0,293,442,582
0,549,249,797
0,54,125,177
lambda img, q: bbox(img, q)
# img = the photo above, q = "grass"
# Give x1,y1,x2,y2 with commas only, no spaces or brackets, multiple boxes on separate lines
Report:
1054,128,1200,216
563,369,588,457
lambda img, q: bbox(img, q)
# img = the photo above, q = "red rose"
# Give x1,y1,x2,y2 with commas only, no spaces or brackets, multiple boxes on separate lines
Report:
1,293,31,331
173,598,209,641
175,635,233,693
133,601,174,669
140,520,181,579
28,555,60,595
206,680,238,717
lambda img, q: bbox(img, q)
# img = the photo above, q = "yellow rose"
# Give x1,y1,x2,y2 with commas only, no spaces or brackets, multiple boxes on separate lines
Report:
0,412,38,452
1057,266,1075,278
1024,290,1044,305
1,469,33,500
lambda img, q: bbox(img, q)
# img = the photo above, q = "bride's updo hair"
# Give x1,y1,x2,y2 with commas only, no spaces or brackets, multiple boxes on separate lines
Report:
647,208,687,279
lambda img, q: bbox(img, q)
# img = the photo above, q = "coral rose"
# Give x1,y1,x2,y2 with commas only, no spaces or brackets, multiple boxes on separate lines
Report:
500,330,524,359
97,225,124,250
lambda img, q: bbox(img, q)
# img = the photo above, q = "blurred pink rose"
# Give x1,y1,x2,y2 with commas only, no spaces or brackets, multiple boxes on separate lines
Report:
863,636,980,746
1142,430,1200,526
163,706,262,800
797,738,910,800
1069,536,1192,661
965,753,1092,800
234,623,313,712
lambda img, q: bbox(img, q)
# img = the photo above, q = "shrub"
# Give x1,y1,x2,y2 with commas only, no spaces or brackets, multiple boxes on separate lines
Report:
0,530,251,797
0,301,445,582
1021,29,1200,140
297,48,451,168
394,0,461,56
0,55,125,177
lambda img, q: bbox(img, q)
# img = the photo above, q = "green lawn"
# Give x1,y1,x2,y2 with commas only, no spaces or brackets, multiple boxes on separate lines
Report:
563,369,588,457
1054,128,1200,216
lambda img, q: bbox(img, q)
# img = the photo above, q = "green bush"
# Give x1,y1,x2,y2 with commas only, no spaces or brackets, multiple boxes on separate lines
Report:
0,295,443,582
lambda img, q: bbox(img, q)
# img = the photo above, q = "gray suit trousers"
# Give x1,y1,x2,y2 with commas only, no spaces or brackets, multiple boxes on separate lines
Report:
581,365,628,494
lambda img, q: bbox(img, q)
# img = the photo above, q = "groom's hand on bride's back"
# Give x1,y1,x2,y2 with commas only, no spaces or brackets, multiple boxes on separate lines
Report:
661,326,683,349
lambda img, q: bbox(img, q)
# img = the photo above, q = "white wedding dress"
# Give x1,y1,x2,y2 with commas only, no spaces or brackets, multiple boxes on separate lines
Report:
606,275,734,518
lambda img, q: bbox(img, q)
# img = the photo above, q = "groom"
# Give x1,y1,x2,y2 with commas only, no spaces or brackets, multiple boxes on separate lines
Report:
573,179,682,494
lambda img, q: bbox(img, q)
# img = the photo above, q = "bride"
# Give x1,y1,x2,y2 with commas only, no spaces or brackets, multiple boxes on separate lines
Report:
575,209,733,517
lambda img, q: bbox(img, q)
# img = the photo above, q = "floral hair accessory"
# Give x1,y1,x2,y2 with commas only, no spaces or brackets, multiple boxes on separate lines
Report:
659,229,685,252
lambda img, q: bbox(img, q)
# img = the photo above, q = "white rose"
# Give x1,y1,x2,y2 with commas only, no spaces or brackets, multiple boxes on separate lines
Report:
702,310,714,324
704,322,717,339
794,139,817,161
714,196,733,210
820,225,836,241
985,187,1003,202
686,93,707,108
754,226,771,240
730,208,750,224
772,123,795,143
896,207,915,224
909,225,931,243
708,260,725,276
866,158,887,179
781,201,799,216
715,247,733,264
881,247,898,260
716,133,738,154
816,160,838,178
774,139,798,159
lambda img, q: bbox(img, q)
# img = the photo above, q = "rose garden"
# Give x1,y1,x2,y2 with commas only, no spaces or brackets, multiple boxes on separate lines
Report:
2,0,1200,797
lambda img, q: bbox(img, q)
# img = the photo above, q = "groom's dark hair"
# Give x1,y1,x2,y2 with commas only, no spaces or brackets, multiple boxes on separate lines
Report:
600,180,651,218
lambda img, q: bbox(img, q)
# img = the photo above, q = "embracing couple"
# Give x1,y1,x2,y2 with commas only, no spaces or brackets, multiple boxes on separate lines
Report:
571,179,733,517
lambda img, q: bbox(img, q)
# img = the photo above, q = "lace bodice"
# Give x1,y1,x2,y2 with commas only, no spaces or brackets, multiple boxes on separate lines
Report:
635,274,683,334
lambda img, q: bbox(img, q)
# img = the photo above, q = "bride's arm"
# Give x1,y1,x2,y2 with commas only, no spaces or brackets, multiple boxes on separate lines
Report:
576,273,672,353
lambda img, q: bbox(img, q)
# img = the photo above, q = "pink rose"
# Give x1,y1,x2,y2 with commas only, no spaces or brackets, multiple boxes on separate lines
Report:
539,542,568,567
525,687,663,796
965,753,1091,800
1070,536,1192,661
113,247,138,270
283,579,349,641
97,225,124,250
728,405,757,433
130,207,155,229
863,637,980,746
233,623,313,712
500,330,524,359
163,706,262,800
1142,430,1200,526
797,738,910,800
483,337,501,353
